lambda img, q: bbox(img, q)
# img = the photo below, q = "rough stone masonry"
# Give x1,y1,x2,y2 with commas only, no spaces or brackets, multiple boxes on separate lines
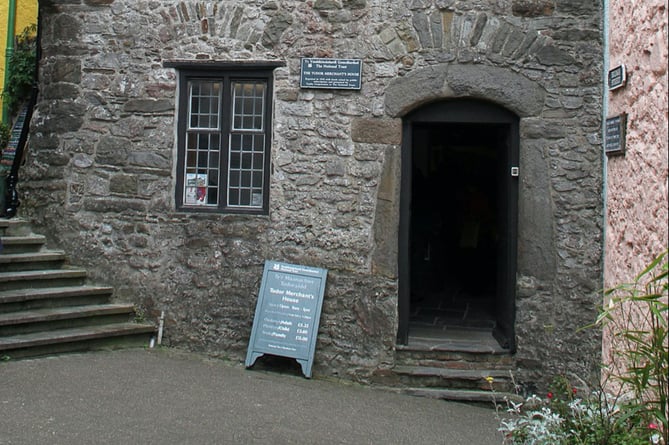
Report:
24,0,603,390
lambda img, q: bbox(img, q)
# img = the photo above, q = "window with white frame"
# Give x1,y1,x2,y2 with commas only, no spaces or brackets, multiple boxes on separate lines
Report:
169,63,279,214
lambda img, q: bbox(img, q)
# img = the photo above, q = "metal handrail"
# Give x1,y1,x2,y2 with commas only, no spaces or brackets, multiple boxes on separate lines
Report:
2,9,40,219
2,87,37,218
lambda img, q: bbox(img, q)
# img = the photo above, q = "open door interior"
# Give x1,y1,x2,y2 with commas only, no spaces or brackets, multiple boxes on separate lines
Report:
398,100,518,350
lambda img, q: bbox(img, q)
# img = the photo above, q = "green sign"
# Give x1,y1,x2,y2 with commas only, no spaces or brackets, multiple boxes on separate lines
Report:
245,261,328,378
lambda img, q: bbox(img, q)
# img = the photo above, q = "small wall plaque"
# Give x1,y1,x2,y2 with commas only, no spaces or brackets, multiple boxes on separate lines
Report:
608,64,627,91
300,58,362,90
605,114,627,156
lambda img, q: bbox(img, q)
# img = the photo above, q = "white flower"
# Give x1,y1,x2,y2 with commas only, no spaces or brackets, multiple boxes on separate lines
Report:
568,398,586,415
506,400,523,414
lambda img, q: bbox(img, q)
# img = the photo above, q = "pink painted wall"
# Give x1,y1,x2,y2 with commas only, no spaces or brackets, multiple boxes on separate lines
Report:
603,0,668,385
605,0,668,289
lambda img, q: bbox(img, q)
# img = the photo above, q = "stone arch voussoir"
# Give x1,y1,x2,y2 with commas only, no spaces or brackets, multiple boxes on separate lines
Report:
385,64,545,118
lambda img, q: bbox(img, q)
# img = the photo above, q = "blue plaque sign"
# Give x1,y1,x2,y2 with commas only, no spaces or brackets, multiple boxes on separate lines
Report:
300,58,362,90
245,261,328,378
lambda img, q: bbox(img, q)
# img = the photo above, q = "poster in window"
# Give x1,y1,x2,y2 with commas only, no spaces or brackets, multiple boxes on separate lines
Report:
185,173,207,205
252,192,263,207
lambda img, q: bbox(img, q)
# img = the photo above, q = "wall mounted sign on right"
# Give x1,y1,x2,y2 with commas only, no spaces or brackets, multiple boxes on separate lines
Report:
605,114,627,156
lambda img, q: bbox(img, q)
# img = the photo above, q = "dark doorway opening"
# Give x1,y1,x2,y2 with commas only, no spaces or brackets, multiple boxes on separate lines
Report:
398,99,518,351
410,123,503,331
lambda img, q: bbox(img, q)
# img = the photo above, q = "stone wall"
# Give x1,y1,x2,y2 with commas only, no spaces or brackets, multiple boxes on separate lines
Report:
24,0,604,388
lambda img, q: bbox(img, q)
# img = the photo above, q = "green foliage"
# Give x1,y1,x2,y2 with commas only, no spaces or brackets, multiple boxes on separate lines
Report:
596,250,668,443
3,24,37,115
0,122,10,151
497,252,668,445
498,377,661,444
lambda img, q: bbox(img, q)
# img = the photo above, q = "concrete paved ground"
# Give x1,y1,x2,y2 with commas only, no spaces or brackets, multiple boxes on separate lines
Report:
0,348,504,444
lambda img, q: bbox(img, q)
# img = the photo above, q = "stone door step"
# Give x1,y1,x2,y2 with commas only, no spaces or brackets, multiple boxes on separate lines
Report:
393,365,511,380
396,387,523,405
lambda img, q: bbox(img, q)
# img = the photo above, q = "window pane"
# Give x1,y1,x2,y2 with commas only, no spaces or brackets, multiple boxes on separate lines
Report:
230,134,242,151
242,153,252,169
227,129,265,208
188,80,221,129
252,189,263,205
229,190,239,206
231,81,265,131
253,153,263,169
208,187,218,204
183,129,221,206
254,134,264,148
187,150,196,167
209,151,219,167
253,171,263,187
230,152,240,169
229,170,240,187
241,171,251,187
240,189,251,205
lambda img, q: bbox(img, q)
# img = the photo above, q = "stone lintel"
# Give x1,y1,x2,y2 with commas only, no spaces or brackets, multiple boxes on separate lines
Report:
351,118,402,145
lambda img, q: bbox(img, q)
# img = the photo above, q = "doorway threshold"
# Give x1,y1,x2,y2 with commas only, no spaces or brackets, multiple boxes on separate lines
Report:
400,324,507,354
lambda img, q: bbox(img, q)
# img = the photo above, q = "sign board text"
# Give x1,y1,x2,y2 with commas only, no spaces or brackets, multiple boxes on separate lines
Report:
245,261,328,378
605,114,627,156
300,58,362,90
608,64,627,91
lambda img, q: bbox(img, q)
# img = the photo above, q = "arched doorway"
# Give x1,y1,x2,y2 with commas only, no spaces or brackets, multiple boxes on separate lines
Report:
398,99,519,351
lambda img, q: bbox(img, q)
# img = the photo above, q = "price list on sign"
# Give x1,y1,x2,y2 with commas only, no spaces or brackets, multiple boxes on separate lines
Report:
245,261,328,378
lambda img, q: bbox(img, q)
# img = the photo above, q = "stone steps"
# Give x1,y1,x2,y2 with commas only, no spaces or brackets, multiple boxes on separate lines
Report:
0,323,156,359
392,365,514,391
0,234,48,253
383,329,520,404
0,303,139,335
0,217,155,360
0,250,68,271
392,387,523,405
0,285,114,313
0,268,89,291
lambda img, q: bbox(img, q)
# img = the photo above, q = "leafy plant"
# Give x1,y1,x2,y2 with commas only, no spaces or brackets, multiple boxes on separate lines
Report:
0,122,9,152
596,250,668,443
3,23,37,115
494,251,668,444
497,380,662,444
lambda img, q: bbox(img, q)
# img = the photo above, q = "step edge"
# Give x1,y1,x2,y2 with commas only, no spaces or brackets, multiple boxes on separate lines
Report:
393,365,514,379
0,304,136,326
393,387,524,404
0,268,88,281
0,323,156,350
396,343,509,355
0,286,115,302
0,235,47,243
0,251,67,262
